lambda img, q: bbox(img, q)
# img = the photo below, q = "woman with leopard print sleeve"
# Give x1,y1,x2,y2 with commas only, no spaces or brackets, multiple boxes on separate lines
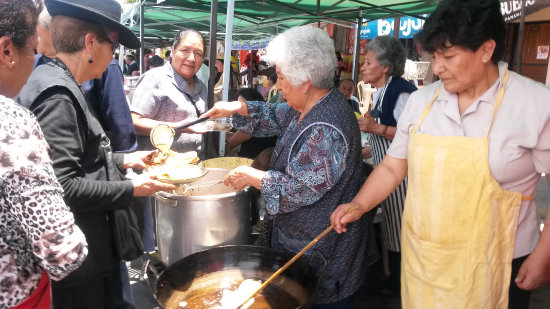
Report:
0,0,88,307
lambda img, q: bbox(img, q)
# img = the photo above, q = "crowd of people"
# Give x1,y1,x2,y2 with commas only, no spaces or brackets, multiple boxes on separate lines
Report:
1,0,550,308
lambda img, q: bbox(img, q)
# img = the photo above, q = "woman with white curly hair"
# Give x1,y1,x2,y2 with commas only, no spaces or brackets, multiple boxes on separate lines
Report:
204,25,375,308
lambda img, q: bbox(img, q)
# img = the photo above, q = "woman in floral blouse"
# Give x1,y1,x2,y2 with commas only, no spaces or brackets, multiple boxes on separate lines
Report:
0,0,87,307
204,26,376,308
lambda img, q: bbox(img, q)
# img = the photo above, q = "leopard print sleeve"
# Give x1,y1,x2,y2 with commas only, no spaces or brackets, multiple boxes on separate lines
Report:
0,96,88,306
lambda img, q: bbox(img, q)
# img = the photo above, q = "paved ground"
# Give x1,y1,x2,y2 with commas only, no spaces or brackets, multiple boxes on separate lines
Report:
131,175,550,308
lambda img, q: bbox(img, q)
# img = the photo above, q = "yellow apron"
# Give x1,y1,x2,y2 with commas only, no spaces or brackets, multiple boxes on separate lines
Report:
401,70,533,308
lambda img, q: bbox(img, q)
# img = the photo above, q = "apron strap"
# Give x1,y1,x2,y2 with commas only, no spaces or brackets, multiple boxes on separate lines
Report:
412,88,440,133
484,69,510,137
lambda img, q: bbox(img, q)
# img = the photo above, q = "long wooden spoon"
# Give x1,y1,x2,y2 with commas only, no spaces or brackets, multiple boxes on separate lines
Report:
236,207,357,308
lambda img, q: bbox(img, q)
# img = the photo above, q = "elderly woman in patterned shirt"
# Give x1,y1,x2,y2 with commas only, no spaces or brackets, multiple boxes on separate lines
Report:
203,25,376,308
0,0,87,308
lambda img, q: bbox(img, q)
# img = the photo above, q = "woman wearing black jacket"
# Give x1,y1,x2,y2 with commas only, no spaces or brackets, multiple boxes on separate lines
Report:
16,0,175,308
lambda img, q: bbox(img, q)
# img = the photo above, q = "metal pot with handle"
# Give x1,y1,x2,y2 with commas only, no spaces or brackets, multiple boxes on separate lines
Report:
154,168,259,266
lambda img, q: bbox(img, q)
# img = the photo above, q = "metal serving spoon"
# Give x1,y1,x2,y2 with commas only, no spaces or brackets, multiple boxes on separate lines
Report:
150,117,209,151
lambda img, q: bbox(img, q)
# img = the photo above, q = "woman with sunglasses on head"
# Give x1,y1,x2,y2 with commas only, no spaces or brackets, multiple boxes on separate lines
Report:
16,0,176,308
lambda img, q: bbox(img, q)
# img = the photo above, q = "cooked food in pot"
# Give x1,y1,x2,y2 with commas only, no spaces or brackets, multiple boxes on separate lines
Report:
165,272,303,309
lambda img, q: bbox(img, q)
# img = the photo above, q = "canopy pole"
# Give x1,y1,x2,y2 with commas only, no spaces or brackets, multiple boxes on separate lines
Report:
139,0,144,75
219,0,236,156
351,11,362,83
205,0,219,159
208,1,218,107
517,0,526,74
120,5,137,72
393,17,400,38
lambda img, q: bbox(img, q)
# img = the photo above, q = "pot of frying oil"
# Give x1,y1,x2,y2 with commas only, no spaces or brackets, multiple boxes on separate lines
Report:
154,245,317,309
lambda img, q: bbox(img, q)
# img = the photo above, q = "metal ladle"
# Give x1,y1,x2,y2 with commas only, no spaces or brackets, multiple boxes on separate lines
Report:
150,118,209,151
150,124,175,152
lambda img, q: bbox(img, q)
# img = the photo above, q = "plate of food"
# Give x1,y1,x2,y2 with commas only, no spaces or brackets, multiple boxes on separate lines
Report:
148,150,200,166
145,150,205,184
146,162,207,184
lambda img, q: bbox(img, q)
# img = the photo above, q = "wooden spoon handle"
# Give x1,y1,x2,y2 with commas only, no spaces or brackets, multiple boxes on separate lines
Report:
236,206,357,308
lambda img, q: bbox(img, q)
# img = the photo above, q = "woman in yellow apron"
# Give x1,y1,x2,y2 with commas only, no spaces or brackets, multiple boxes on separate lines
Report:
331,0,550,308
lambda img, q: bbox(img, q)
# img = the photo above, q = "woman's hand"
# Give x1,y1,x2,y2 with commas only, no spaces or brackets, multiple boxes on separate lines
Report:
515,223,550,290
330,201,366,233
358,113,381,134
123,150,157,170
224,166,265,190
362,147,372,159
202,100,248,119
131,174,176,196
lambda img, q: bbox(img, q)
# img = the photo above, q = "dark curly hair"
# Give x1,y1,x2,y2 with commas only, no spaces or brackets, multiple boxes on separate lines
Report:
0,0,42,48
415,0,505,64
237,88,265,102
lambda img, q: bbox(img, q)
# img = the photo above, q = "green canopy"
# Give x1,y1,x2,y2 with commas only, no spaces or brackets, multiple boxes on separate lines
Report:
121,0,439,44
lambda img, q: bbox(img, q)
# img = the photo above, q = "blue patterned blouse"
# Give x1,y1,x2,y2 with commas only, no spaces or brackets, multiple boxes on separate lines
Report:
232,91,370,304
232,101,348,215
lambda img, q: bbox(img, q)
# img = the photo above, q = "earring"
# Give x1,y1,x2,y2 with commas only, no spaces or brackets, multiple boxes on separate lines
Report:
482,58,488,63
88,56,93,64
10,61,15,67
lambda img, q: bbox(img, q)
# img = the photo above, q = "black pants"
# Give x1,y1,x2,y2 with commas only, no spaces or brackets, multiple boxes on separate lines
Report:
387,250,401,295
52,270,133,309
311,295,353,309
509,255,531,309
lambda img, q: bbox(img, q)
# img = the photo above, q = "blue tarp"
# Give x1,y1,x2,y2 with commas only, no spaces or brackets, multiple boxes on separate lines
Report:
360,16,426,39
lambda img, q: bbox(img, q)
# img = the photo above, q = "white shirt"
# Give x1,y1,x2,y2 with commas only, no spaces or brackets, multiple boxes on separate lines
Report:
388,62,550,258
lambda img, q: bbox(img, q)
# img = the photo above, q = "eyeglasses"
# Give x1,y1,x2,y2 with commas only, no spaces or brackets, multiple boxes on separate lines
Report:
99,29,119,54
105,34,119,54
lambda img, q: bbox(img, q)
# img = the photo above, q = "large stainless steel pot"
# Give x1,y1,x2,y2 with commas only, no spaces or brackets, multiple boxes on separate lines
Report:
154,168,258,266
155,245,318,309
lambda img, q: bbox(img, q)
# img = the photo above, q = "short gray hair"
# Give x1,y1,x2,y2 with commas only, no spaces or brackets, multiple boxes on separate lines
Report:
38,7,52,29
266,26,336,88
50,15,108,54
366,36,406,77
